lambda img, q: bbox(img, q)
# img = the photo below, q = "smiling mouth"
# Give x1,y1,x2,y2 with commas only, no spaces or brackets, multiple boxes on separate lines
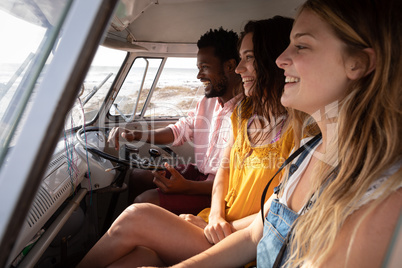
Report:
242,77,254,83
285,76,300,83
202,81,211,87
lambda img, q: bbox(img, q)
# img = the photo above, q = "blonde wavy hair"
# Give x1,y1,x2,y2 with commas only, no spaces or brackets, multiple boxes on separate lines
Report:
285,0,402,267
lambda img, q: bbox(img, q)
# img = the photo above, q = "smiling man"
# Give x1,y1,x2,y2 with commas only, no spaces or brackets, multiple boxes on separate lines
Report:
111,28,242,215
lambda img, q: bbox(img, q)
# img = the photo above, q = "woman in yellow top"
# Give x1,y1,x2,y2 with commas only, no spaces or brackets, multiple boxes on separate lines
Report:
197,18,294,244
78,16,294,268
197,103,293,224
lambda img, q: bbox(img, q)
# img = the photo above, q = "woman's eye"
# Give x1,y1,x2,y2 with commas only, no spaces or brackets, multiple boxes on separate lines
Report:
239,54,254,62
295,45,307,50
243,55,254,62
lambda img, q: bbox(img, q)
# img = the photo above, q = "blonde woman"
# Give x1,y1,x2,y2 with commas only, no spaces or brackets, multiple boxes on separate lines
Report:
156,0,402,267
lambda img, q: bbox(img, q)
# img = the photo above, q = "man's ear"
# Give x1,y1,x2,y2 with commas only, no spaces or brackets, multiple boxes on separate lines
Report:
346,48,376,80
224,59,238,73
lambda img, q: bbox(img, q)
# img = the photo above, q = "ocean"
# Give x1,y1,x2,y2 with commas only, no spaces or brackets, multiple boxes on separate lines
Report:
0,64,202,93
84,66,202,92
1,64,203,121
83,66,205,118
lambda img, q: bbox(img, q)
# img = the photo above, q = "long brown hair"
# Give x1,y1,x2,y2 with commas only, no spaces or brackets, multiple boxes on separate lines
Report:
287,0,402,266
237,16,293,143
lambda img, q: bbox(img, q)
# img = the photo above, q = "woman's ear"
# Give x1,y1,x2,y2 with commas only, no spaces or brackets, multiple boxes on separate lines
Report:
362,48,376,75
346,48,376,80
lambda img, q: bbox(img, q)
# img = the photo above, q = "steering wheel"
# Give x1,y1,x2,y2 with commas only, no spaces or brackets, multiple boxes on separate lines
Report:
76,126,170,171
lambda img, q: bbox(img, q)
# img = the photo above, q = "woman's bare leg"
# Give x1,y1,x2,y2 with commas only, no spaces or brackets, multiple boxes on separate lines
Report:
77,203,212,268
107,246,164,268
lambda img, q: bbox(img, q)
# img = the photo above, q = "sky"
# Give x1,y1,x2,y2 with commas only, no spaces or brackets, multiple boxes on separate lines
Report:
0,9,46,64
0,8,197,69
0,9,125,66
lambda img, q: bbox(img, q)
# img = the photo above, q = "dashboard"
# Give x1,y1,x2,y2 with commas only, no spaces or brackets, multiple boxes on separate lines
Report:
9,140,87,266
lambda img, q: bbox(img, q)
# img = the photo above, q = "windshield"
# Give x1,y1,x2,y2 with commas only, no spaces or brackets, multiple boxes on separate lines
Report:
0,0,69,167
68,46,126,129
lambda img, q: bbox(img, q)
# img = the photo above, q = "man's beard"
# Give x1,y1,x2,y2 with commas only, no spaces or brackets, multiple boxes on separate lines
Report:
205,76,228,98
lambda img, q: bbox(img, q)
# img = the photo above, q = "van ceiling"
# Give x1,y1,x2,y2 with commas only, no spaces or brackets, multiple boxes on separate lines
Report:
106,0,305,45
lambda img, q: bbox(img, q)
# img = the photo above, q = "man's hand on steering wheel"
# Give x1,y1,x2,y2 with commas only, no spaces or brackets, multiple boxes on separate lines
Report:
108,127,136,150
77,127,165,170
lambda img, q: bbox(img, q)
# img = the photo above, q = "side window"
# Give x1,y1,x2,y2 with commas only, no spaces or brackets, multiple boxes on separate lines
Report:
109,57,163,117
144,57,203,118
110,57,203,120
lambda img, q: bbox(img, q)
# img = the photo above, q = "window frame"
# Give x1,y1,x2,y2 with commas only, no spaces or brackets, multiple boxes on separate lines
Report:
0,0,120,265
106,54,204,123
108,56,166,122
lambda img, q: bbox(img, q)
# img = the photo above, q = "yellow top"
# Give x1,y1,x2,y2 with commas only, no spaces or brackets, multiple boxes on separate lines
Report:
198,107,294,223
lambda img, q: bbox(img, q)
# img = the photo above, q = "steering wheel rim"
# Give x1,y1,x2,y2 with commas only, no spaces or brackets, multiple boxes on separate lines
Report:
76,126,165,171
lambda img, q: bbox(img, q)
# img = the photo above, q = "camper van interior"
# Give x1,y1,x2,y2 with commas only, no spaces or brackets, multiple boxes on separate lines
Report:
0,0,400,267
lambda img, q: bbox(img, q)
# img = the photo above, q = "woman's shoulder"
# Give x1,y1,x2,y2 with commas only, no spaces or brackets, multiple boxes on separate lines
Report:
320,162,402,267
324,187,402,268
356,160,402,208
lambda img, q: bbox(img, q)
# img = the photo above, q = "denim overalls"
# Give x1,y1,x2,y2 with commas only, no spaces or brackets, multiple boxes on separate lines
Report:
256,137,321,267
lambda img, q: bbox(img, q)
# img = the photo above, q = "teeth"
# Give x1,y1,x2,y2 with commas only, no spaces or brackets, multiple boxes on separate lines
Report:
203,81,211,86
285,77,300,83
242,77,254,83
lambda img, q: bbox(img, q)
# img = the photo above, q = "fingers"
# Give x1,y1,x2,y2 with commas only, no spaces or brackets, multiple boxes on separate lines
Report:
152,171,168,183
121,131,135,142
107,127,137,150
163,163,176,174
163,163,185,182
107,127,124,150
165,164,181,178
153,177,168,194
152,171,169,192
152,177,167,192
204,222,233,244
152,166,187,194
107,127,117,149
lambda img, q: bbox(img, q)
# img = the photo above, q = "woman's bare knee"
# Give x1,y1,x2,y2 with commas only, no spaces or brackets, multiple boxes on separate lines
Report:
108,203,155,239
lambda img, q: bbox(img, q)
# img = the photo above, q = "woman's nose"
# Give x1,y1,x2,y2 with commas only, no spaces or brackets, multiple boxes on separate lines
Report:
276,46,291,69
235,61,245,74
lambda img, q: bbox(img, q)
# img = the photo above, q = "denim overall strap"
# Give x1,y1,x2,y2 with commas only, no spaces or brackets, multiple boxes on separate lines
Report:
257,200,298,267
273,138,320,195
257,135,322,268
260,134,322,222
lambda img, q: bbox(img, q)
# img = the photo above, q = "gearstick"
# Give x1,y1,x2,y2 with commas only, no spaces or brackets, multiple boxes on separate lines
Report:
149,148,161,161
